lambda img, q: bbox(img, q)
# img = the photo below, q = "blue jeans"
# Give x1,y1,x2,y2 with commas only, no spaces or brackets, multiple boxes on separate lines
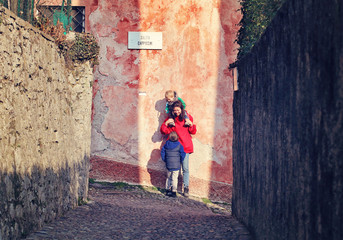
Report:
182,153,189,188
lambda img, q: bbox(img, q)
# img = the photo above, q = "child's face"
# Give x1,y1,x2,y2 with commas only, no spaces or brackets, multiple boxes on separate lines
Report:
166,95,174,103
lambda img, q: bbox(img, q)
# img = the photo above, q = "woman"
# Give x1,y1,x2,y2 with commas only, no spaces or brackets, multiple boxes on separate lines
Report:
160,100,197,197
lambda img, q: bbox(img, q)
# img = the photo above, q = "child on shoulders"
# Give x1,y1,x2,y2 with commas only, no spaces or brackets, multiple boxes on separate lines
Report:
164,90,192,127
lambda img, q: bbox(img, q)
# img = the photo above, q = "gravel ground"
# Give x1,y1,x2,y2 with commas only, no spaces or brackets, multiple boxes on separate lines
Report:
25,182,252,240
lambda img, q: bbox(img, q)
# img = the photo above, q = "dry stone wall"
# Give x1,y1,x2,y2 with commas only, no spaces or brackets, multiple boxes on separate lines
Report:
0,7,93,239
232,0,343,239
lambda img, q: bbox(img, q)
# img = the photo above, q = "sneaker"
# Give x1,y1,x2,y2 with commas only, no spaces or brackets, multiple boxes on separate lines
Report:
171,191,177,198
184,187,189,198
166,189,172,197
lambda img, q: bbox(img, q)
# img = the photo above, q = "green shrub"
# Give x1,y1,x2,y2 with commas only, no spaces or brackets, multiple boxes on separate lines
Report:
236,0,285,60
59,33,99,66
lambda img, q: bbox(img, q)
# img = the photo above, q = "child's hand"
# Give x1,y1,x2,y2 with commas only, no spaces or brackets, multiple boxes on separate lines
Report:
185,118,193,127
165,118,175,126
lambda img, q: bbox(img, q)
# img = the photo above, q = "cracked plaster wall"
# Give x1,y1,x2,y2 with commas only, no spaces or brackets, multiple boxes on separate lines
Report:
88,0,241,199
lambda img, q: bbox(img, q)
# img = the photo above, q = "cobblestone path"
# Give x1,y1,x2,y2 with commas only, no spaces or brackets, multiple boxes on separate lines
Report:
25,182,252,240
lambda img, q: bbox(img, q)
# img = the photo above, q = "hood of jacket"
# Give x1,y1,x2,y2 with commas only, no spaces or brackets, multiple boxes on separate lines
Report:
164,140,180,150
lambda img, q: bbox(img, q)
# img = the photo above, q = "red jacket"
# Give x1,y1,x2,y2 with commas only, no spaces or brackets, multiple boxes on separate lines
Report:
160,113,197,153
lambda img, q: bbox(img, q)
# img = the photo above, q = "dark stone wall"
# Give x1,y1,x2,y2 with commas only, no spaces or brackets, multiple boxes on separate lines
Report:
0,159,89,239
232,0,343,239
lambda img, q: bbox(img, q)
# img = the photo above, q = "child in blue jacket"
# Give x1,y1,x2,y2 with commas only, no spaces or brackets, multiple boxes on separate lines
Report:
161,131,186,197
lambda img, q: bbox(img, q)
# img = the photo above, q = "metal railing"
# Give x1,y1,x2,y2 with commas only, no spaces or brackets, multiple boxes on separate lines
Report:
37,5,85,33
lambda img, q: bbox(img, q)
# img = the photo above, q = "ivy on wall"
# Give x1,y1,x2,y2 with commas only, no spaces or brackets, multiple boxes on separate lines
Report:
236,0,285,60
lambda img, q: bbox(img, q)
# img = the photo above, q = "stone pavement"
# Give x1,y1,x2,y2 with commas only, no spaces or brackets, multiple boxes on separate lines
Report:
25,182,252,240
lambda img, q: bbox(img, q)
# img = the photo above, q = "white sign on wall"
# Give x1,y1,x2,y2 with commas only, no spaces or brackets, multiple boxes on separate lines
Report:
128,32,162,50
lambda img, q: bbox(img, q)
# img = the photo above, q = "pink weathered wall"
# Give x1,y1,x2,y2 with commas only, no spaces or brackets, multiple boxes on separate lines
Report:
88,0,240,200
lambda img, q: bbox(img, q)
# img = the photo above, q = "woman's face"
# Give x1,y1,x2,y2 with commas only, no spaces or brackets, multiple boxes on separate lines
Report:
173,107,182,116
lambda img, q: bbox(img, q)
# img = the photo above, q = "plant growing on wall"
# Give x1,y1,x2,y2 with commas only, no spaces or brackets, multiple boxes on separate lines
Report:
59,33,100,67
1,0,98,67
34,16,67,44
236,0,284,60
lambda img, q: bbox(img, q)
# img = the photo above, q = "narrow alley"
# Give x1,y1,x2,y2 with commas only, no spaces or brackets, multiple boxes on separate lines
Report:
25,182,251,240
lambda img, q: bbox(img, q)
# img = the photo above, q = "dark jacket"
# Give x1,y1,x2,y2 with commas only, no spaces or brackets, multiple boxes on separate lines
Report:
161,140,186,171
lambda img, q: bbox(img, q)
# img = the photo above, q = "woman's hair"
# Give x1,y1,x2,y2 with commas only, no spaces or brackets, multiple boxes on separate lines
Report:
171,100,186,121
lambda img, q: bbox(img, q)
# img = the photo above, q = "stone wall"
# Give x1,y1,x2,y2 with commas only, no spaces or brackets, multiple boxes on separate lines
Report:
232,0,343,239
0,7,93,239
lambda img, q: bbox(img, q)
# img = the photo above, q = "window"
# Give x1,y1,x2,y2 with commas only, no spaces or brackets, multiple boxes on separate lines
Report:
37,6,85,33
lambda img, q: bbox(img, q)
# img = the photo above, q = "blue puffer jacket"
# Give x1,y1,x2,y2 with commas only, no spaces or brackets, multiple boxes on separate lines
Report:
161,140,186,171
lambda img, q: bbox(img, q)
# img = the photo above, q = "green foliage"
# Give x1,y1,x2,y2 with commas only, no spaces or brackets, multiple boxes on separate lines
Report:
0,0,9,8
66,0,71,30
110,182,131,189
1,0,35,23
22,0,28,20
236,0,284,60
16,0,33,22
30,0,34,23
202,198,212,204
61,33,99,66
56,32,99,68
148,186,159,191
72,33,99,62
16,0,21,16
